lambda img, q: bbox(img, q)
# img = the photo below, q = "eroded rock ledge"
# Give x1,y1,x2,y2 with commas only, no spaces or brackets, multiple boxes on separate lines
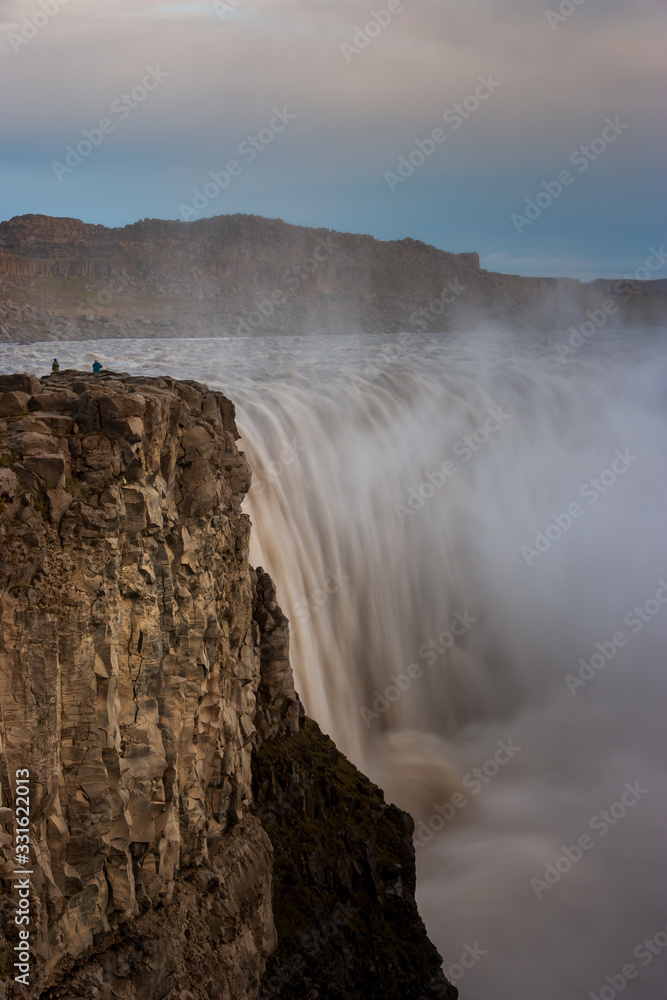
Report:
0,370,454,999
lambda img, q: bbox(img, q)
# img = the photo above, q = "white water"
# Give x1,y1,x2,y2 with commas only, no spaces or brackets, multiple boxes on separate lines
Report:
2,330,667,999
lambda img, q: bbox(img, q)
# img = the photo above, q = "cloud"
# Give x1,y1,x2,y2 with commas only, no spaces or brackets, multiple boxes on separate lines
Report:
3,0,664,151
0,0,664,275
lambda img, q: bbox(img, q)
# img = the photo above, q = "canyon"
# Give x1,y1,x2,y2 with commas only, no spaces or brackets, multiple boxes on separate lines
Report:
0,214,665,343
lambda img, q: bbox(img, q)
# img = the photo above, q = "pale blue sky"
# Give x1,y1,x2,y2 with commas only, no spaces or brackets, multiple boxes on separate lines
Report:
1,0,665,279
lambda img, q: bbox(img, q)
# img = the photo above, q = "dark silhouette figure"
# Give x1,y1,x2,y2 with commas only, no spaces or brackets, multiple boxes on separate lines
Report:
92,360,102,373
51,358,60,372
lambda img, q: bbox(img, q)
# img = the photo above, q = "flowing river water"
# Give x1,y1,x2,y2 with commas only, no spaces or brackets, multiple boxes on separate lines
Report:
2,330,666,999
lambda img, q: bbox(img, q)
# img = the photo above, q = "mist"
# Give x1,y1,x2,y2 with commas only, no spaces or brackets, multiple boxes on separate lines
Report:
2,327,665,998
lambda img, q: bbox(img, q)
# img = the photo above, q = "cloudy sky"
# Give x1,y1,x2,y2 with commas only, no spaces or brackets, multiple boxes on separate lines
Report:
1,0,665,278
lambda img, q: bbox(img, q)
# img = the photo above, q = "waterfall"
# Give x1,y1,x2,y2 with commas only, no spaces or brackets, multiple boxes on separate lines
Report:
3,329,666,998
235,331,667,1000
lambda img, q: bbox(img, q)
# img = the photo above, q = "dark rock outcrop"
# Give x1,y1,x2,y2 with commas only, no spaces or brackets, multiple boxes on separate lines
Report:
0,371,455,999
253,718,457,1000
0,213,665,343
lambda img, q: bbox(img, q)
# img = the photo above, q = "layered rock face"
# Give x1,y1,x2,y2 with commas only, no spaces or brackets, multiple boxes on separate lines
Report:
0,213,665,342
0,371,454,999
0,369,299,997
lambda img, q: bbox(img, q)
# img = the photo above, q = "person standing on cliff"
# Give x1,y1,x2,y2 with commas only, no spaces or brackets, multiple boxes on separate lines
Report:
51,358,60,372
92,359,102,373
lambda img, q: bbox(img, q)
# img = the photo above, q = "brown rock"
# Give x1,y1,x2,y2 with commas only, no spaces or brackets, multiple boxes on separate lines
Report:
7,429,60,454
29,389,78,412
0,467,20,504
0,370,295,997
0,372,40,394
29,412,76,434
0,390,30,414
98,392,146,421
47,487,73,526
21,453,66,489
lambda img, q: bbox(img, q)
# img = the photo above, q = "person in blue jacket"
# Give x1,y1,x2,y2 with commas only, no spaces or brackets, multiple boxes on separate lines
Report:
92,359,102,373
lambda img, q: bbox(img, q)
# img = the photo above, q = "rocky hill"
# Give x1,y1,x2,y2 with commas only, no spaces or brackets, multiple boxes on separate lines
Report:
0,370,456,999
0,214,665,342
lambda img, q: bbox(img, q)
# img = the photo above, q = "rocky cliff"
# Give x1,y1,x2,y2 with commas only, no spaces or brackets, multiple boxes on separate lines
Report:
0,370,454,999
0,214,665,343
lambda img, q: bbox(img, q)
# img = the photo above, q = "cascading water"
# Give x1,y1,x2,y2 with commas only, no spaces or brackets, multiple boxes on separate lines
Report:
3,329,666,999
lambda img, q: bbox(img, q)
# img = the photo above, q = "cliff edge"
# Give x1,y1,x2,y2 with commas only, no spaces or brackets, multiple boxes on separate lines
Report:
0,370,455,999
1,213,665,342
